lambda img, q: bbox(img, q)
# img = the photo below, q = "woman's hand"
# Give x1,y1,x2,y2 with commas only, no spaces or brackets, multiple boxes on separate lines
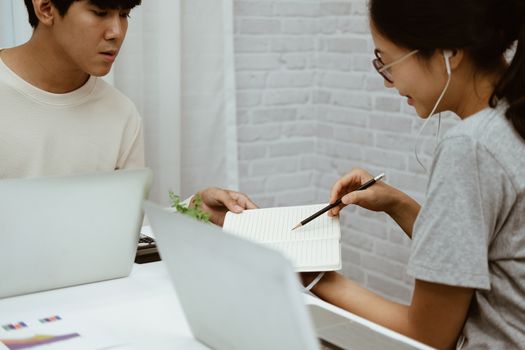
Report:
329,168,420,237
329,168,400,216
194,188,258,226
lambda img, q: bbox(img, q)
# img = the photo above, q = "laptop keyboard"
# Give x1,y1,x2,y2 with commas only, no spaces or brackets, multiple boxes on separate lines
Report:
138,234,156,245
135,234,160,264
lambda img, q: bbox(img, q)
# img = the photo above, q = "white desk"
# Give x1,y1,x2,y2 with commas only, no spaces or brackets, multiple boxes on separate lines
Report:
0,262,207,349
0,262,430,350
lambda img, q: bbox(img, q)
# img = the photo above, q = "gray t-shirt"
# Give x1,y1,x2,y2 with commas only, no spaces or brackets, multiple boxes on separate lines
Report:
407,104,525,349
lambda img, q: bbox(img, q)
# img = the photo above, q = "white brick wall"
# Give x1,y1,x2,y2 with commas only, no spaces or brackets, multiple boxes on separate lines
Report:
233,0,459,304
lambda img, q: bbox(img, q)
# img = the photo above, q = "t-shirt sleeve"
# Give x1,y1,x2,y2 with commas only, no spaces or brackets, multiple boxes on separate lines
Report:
407,135,512,290
116,107,145,170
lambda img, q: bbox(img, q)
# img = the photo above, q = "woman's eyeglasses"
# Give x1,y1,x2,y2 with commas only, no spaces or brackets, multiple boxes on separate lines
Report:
372,49,419,83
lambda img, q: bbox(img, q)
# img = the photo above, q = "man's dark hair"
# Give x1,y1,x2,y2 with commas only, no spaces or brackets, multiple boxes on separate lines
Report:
24,0,142,28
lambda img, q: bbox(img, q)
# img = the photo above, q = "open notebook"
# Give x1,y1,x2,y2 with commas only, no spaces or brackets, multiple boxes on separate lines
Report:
223,204,341,272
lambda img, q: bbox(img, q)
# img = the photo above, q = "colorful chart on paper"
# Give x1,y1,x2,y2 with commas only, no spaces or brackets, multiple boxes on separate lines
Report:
0,333,80,350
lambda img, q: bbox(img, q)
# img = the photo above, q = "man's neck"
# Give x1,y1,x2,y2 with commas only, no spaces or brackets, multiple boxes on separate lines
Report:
1,31,91,94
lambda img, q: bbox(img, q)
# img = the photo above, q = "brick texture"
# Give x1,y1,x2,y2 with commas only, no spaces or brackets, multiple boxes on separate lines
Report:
233,0,459,304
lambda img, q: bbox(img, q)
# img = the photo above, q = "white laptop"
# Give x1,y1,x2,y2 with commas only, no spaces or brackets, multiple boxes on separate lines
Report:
144,201,432,350
0,169,153,299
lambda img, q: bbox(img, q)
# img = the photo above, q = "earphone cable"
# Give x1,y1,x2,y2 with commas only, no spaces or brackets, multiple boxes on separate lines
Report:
414,72,451,172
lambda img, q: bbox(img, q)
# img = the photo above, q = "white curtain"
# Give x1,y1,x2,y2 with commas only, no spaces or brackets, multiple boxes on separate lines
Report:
1,0,239,204
0,0,31,47
115,0,239,203
114,1,183,204
180,0,239,197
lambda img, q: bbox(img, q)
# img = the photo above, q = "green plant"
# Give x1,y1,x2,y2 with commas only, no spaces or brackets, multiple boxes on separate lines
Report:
168,191,210,223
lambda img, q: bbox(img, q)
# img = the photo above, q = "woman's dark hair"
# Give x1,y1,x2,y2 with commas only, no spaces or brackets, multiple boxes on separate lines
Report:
370,0,525,141
24,0,142,28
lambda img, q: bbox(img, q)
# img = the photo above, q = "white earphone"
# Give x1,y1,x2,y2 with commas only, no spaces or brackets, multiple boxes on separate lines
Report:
443,49,453,76
414,49,454,172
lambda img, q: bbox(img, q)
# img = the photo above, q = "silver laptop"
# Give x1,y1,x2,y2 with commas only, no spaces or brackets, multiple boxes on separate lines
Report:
0,169,153,299
145,201,320,350
144,201,431,350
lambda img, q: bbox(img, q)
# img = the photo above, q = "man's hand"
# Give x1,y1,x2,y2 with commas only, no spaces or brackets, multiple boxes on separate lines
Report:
194,188,258,226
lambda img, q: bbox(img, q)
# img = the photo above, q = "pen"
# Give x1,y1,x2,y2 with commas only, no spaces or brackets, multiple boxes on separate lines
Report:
291,173,385,231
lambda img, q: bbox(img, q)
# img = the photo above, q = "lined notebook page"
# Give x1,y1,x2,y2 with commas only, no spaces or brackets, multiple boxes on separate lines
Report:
223,204,341,272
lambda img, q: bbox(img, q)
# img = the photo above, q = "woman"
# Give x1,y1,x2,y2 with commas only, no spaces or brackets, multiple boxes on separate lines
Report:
304,0,525,348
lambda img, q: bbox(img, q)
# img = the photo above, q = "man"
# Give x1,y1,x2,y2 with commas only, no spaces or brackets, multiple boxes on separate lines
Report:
0,0,255,225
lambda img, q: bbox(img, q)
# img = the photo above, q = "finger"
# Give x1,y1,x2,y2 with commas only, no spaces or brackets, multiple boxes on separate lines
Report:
231,192,259,209
196,188,218,206
341,191,364,206
330,171,365,203
328,203,346,217
216,191,245,213
331,190,364,216
328,207,339,217
330,180,345,204
208,209,227,227
200,188,238,211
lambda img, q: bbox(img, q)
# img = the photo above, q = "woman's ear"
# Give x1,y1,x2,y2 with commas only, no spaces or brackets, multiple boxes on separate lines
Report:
448,49,463,71
32,0,56,27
